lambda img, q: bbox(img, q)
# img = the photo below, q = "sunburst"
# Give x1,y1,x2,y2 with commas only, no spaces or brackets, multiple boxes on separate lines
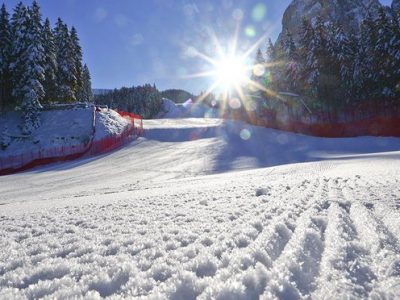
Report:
184,25,284,119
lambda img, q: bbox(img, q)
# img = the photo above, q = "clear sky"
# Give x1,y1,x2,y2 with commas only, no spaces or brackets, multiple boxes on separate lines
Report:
2,0,394,94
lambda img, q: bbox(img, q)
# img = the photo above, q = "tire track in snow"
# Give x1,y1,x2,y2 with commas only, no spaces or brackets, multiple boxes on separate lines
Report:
261,177,329,299
195,178,321,299
341,180,400,298
313,178,377,299
352,176,400,243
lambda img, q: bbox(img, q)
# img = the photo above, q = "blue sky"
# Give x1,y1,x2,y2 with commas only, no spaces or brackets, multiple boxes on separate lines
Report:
2,0,394,94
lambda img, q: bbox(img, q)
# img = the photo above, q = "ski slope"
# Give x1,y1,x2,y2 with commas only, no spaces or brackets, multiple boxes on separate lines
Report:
1,118,400,299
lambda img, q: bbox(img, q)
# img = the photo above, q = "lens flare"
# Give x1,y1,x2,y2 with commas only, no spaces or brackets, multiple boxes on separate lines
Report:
240,129,251,140
184,24,285,120
228,97,242,109
215,56,248,91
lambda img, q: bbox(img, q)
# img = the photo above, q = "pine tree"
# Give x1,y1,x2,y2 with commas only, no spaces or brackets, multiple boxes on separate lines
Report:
0,4,11,112
266,38,276,63
53,18,76,102
375,7,395,97
81,64,93,102
331,24,356,102
70,26,83,101
251,48,265,86
390,10,400,98
42,18,58,104
361,13,379,98
282,30,296,59
282,30,300,92
352,46,366,100
298,17,314,96
10,1,45,134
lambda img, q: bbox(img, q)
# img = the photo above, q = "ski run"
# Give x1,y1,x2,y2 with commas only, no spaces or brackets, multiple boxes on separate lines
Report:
0,118,400,299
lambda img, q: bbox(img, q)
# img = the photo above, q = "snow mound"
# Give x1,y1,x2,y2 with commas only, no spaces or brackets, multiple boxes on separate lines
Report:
94,109,130,141
157,98,219,119
0,108,130,159
0,108,93,157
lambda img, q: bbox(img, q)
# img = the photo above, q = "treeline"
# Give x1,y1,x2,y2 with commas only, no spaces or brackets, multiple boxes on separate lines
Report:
253,7,400,117
0,1,92,134
94,84,162,119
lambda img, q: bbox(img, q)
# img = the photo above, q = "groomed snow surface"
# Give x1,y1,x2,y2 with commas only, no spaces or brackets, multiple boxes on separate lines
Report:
1,118,400,299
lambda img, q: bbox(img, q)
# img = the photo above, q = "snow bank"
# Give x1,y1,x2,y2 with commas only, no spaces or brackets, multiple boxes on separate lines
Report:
0,108,93,157
0,108,131,160
94,109,130,141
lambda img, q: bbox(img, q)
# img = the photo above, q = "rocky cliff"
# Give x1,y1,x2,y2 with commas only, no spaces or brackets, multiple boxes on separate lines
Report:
277,0,382,44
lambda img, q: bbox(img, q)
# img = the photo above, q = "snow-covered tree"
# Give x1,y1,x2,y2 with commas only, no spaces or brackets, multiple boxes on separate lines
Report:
282,30,301,92
10,1,45,134
360,13,380,98
266,38,276,63
42,18,58,104
390,11,400,98
81,64,93,102
54,18,76,102
0,4,11,112
330,24,356,101
298,18,314,94
70,26,83,101
251,48,265,87
375,7,395,97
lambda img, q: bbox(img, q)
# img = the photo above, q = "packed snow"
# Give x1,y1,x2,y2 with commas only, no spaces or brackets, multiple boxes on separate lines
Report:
0,118,400,299
94,109,130,141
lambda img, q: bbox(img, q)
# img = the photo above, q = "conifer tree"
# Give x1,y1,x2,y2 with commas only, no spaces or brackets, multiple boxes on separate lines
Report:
42,18,57,104
298,18,314,96
282,30,300,92
0,4,11,112
331,24,355,101
390,10,400,98
10,1,45,134
266,38,276,63
361,13,379,98
53,18,76,102
375,7,395,97
82,64,93,102
251,48,265,87
70,26,83,101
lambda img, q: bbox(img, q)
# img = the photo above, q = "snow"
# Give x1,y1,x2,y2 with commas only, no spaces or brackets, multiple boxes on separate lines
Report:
0,108,93,157
157,98,219,119
0,107,130,159
0,118,400,299
94,109,130,141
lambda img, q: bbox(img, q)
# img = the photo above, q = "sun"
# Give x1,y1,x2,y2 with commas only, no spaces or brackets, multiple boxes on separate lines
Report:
184,26,281,112
214,55,248,91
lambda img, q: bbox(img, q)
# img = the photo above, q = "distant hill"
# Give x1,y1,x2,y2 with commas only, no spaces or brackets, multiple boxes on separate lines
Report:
161,89,194,103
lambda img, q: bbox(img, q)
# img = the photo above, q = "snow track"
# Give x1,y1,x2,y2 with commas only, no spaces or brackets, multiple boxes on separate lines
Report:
0,118,400,299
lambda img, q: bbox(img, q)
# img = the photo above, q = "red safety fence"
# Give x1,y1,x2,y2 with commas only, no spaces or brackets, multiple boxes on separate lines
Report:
0,109,143,175
251,116,400,137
